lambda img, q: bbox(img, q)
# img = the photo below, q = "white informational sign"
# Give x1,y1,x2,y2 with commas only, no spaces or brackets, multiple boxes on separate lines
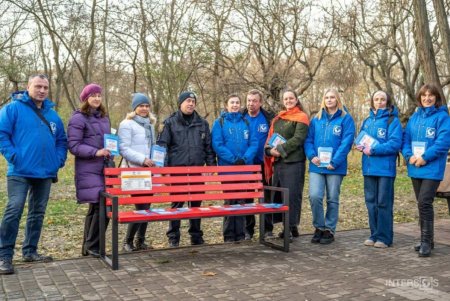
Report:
121,170,152,191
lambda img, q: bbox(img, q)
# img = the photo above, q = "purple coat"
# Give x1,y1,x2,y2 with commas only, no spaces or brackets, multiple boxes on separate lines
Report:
68,110,111,204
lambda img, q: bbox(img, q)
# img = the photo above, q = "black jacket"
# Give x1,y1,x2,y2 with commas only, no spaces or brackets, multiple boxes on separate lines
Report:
157,110,216,167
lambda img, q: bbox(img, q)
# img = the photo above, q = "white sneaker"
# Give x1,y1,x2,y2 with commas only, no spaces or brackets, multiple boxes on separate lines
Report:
374,241,388,248
364,239,375,246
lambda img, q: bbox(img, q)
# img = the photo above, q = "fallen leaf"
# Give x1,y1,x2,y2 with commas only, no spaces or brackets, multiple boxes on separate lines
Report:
202,271,217,276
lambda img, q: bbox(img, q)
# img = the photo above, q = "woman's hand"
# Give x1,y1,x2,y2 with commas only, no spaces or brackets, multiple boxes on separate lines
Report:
414,156,427,167
355,145,364,152
96,148,111,157
143,158,155,167
327,164,335,170
270,147,281,157
311,157,320,166
409,156,417,165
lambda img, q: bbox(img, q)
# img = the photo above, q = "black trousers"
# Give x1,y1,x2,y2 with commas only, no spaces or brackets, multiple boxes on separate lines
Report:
224,199,246,241
245,163,272,236
270,161,306,229
411,178,440,221
124,203,150,243
83,203,109,253
166,201,203,241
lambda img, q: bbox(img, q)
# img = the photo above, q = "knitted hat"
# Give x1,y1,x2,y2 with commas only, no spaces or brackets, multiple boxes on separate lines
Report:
132,93,151,111
178,91,196,106
80,83,102,102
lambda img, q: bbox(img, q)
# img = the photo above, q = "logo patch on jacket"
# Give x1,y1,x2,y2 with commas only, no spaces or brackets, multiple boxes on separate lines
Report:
333,125,342,136
377,128,386,138
258,124,268,133
50,122,57,135
426,127,436,138
244,130,249,140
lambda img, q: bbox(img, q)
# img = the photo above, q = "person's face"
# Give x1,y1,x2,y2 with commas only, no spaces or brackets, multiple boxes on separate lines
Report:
27,76,49,102
180,98,196,115
324,92,338,111
283,91,298,110
421,90,437,108
135,104,150,117
373,94,387,110
87,93,102,109
246,94,262,115
227,97,241,113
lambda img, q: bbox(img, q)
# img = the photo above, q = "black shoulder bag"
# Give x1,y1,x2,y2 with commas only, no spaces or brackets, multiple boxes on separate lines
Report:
24,101,59,183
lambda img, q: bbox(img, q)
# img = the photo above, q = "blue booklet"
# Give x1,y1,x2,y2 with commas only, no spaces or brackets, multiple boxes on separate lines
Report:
268,133,287,148
318,147,333,167
355,130,379,148
151,145,166,167
104,134,119,156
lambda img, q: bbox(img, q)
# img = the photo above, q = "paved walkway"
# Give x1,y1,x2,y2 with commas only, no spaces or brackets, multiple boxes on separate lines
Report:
1,219,450,301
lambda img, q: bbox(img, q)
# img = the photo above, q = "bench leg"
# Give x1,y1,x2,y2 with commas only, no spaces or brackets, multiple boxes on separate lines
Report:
282,211,290,252
99,196,106,257
112,218,119,270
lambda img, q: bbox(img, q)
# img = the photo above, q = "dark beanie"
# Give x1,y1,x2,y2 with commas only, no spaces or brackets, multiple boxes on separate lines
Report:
131,93,151,111
178,91,196,106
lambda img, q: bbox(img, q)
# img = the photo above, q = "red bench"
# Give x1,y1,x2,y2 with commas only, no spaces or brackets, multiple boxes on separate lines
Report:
99,165,289,270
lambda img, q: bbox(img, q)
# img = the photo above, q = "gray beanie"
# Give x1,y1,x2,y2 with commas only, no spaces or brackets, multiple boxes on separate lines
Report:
131,93,151,111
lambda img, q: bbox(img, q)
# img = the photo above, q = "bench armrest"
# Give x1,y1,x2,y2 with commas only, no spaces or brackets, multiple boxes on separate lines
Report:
263,185,289,206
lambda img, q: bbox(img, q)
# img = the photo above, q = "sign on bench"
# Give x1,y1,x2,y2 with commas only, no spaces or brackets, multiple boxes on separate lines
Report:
100,165,289,270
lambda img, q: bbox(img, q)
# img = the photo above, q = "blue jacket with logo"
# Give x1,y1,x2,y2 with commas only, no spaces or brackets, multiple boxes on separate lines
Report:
359,106,402,177
402,105,450,181
305,108,356,175
211,111,258,166
0,91,67,178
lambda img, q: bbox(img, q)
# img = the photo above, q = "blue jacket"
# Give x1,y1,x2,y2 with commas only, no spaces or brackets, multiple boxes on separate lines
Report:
211,111,258,166
0,91,67,178
305,108,356,175
402,105,450,181
359,106,402,177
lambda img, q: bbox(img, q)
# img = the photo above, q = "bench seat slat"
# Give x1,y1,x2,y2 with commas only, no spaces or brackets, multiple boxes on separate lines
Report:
105,182,263,195
106,191,264,206
110,205,289,222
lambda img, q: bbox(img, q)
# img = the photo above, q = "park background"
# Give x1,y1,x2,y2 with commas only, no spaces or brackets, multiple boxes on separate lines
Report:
1,0,450,260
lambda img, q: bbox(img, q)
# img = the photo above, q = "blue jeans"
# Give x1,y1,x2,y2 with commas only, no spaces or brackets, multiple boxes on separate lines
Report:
0,176,52,259
364,176,395,246
309,172,343,234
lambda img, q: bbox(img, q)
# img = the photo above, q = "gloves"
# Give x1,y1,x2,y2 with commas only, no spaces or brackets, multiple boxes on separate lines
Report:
234,159,245,165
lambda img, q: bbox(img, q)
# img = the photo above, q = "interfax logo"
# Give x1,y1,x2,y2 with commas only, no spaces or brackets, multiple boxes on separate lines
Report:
333,125,342,136
426,127,436,138
377,128,386,138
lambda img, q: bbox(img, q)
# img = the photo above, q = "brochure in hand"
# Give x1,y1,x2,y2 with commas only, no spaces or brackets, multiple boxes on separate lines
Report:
355,130,379,148
151,145,166,167
318,147,333,167
412,141,426,157
104,134,120,156
268,133,286,148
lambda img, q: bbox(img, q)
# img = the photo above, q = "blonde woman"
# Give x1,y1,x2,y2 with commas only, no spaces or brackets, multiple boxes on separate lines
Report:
305,89,355,244
118,93,156,251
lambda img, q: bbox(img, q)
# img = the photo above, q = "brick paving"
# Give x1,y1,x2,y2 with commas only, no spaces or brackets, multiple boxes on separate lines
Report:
1,219,450,300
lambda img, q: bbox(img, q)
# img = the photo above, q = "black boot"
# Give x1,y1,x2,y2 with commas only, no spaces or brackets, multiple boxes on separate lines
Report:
134,223,150,250
123,223,139,252
419,219,433,257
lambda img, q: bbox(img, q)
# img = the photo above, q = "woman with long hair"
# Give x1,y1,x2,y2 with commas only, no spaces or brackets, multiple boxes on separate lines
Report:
305,88,355,244
264,89,309,241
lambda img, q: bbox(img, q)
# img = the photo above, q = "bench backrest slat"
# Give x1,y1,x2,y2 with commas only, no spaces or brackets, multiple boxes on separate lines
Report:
104,165,261,176
106,182,263,195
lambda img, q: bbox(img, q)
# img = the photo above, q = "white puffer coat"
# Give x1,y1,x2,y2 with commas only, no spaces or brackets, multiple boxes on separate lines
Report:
118,114,156,167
